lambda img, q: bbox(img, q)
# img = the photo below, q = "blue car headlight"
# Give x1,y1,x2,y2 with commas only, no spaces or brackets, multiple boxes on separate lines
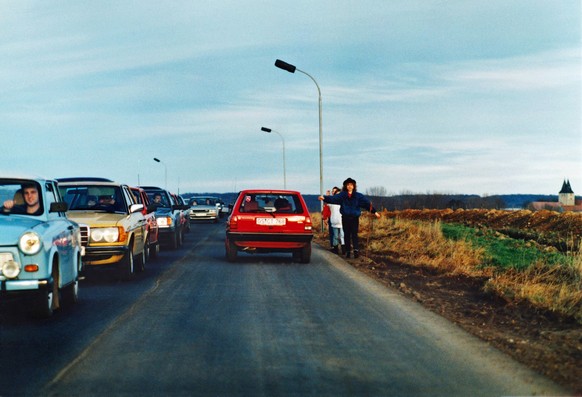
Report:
19,232,42,255
0,253,20,279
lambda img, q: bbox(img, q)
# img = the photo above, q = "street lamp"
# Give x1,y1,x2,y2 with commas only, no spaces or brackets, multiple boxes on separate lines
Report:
261,127,287,189
274,59,323,197
275,59,323,229
153,157,167,189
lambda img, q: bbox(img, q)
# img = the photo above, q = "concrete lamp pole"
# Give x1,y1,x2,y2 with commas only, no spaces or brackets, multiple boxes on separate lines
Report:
153,157,167,190
261,127,287,190
274,59,324,231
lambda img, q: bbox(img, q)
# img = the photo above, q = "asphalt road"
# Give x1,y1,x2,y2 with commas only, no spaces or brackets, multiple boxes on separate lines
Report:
0,220,570,396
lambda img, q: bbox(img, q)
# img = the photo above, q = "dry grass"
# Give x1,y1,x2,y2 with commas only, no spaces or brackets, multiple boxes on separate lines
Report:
484,247,582,322
312,212,582,323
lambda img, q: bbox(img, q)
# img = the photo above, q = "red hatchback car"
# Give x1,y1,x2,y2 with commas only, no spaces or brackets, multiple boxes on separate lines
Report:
225,189,313,263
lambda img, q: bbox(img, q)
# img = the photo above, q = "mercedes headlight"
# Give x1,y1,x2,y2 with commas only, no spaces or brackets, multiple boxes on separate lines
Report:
19,232,42,255
90,227,119,243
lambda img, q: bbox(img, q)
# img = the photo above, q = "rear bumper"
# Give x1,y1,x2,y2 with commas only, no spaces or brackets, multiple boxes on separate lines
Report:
227,232,313,250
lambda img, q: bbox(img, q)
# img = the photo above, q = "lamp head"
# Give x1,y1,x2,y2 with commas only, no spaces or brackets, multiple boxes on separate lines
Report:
275,59,296,73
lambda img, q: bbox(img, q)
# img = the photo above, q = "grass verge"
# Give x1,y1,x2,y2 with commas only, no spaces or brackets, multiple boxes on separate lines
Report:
313,212,582,323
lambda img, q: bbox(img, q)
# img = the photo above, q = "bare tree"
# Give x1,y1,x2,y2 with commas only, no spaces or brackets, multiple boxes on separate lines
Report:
366,186,387,197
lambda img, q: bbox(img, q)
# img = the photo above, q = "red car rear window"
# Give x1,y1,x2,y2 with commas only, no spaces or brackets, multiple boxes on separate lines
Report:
239,193,303,214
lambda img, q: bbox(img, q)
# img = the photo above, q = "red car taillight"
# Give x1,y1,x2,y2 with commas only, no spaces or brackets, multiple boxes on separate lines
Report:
229,216,239,231
305,216,312,231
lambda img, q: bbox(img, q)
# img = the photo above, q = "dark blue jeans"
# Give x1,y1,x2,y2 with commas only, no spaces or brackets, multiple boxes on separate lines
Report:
342,215,359,253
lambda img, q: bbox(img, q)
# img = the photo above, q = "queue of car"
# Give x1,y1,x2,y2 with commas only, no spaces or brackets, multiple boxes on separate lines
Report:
1,175,314,319
0,175,192,318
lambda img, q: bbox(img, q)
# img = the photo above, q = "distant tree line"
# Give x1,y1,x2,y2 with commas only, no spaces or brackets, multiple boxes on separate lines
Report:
366,192,506,211
186,191,557,213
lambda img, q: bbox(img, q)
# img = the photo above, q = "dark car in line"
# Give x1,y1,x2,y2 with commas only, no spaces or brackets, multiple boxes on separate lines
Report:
140,186,188,250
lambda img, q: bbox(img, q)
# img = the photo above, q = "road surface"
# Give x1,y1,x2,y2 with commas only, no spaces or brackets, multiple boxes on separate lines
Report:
0,220,570,396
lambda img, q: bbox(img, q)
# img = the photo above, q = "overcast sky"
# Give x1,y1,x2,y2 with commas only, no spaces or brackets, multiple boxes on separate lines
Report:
1,1,580,196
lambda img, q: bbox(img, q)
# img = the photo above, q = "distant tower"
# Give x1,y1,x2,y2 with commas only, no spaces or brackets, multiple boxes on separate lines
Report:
559,179,575,206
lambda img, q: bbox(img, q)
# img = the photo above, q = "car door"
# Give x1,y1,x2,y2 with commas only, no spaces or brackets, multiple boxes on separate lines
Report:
46,181,77,284
122,186,146,253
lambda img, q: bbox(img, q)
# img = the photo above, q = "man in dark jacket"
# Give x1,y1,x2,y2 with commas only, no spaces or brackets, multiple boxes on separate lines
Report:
319,177,380,258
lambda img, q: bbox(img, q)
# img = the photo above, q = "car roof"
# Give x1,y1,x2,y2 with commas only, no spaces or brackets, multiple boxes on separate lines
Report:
238,189,302,195
58,180,123,187
140,186,165,191
0,171,50,181
57,177,114,183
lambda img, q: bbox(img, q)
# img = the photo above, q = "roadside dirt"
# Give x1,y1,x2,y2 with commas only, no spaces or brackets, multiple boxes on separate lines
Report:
314,235,582,394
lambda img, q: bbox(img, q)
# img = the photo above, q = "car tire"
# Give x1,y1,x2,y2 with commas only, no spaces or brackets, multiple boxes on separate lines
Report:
119,244,135,281
143,234,150,263
170,231,179,250
226,239,237,262
299,244,311,264
136,244,146,273
32,289,54,318
32,262,60,318
62,280,79,306
150,242,160,259
177,229,183,248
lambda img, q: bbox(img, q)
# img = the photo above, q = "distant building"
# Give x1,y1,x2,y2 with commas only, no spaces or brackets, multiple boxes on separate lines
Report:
530,179,582,212
559,179,575,206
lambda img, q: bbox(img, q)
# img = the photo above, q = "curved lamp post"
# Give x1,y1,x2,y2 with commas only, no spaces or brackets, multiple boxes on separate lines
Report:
153,157,167,189
274,59,322,199
261,127,287,189
275,59,323,230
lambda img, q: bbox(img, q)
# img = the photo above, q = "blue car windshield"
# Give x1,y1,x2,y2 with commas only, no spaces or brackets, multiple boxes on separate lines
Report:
0,180,44,216
145,190,171,208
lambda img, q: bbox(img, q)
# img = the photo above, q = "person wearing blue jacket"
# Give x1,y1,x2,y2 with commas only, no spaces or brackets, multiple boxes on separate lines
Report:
318,177,380,258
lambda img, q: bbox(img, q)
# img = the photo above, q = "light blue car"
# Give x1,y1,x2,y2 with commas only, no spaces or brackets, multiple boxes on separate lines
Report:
0,176,83,318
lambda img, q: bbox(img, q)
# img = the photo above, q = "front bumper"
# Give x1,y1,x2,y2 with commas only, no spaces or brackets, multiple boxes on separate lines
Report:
82,245,128,265
1,277,53,296
190,213,218,221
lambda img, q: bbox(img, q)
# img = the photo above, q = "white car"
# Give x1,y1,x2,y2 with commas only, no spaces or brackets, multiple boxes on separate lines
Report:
188,196,220,223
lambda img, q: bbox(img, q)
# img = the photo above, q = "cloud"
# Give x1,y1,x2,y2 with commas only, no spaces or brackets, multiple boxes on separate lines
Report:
445,48,581,91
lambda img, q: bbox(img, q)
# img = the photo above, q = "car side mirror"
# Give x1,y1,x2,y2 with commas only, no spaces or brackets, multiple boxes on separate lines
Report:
130,204,144,214
146,204,157,214
50,202,68,213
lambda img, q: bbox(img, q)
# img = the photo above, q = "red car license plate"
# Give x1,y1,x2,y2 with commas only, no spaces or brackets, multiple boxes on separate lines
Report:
256,218,286,226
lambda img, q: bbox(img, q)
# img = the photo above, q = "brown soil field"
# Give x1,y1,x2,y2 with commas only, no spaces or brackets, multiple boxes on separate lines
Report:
314,209,582,394
389,208,582,251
